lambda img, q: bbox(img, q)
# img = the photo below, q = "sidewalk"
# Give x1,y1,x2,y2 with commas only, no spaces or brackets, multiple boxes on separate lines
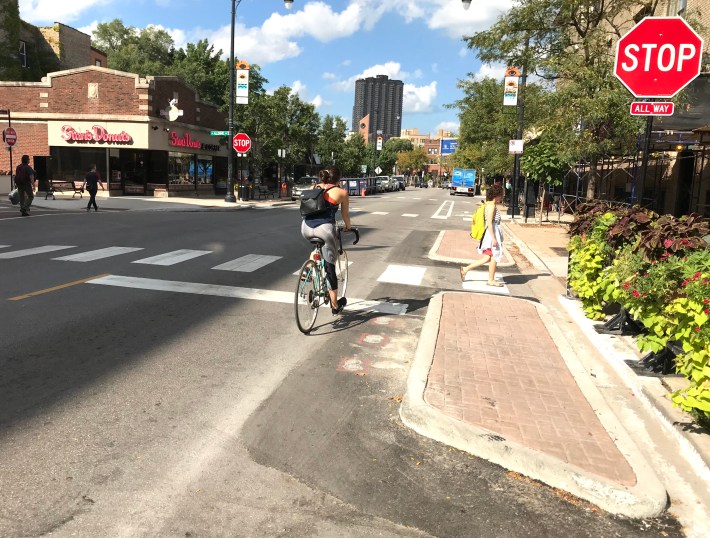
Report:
401,218,710,523
29,190,293,212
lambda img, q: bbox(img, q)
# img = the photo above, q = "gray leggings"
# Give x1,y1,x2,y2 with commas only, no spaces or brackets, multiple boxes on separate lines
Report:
301,220,338,290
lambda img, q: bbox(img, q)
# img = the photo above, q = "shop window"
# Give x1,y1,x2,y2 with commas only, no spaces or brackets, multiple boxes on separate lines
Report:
168,152,195,184
19,40,27,68
196,156,213,185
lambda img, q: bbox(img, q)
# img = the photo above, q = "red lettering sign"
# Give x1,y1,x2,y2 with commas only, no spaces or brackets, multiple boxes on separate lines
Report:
61,125,132,144
169,132,202,149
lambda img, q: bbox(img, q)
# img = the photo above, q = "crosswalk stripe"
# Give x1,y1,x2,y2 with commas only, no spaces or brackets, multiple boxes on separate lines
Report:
212,254,281,272
0,245,9,249
133,249,212,266
401,213,418,218
371,211,389,215
431,200,453,219
377,264,427,286
291,260,353,276
87,275,407,315
54,247,144,262
0,245,74,259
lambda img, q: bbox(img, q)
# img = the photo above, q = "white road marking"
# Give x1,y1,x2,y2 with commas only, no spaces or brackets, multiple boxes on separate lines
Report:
431,200,454,219
0,245,74,259
401,213,418,218
377,264,427,286
371,211,389,215
412,197,421,200
87,275,408,314
461,271,510,295
212,254,282,272
54,246,144,262
0,245,9,248
133,249,212,266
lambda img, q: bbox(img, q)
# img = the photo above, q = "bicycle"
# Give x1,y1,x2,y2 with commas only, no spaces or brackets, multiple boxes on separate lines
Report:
294,225,360,334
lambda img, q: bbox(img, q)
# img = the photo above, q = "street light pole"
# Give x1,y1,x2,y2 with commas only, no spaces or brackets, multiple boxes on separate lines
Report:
226,0,295,203
225,0,241,203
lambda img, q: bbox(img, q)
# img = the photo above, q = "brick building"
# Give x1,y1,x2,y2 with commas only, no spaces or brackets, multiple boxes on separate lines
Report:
0,65,228,196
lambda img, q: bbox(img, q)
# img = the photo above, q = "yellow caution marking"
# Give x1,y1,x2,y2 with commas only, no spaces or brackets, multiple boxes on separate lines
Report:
8,274,110,301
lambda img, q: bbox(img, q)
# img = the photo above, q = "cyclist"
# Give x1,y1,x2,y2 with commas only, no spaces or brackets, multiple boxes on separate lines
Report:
300,166,352,315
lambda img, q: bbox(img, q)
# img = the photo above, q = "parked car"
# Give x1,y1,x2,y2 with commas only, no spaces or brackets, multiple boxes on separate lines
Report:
291,176,317,201
375,177,388,193
392,175,405,190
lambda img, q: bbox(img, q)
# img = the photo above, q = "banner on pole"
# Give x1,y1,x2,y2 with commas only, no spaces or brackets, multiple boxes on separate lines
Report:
503,76,519,106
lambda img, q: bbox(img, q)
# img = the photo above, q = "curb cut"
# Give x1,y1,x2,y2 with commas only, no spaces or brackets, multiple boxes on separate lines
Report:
400,292,668,519
427,230,515,267
501,223,551,275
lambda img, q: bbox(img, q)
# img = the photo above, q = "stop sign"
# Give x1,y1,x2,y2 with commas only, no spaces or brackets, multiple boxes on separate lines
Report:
232,132,251,153
3,127,17,147
615,17,703,98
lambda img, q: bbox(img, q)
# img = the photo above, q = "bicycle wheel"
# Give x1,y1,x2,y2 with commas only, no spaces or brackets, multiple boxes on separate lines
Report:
335,250,348,300
295,260,320,334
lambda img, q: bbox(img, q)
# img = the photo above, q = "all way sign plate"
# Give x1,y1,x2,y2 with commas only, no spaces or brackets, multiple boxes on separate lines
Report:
630,102,674,116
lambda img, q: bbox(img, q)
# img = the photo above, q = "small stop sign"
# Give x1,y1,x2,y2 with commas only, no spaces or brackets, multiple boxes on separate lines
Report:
232,132,251,153
3,127,17,147
615,17,704,98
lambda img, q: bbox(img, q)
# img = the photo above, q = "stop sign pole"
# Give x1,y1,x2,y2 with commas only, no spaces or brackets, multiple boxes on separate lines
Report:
0,110,14,190
614,17,703,205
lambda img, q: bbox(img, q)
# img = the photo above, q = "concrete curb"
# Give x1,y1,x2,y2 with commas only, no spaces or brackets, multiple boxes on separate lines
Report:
400,291,668,519
427,230,515,268
501,223,551,275
558,295,710,482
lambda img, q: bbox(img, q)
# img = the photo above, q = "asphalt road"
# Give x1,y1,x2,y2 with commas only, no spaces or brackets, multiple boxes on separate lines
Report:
0,190,681,536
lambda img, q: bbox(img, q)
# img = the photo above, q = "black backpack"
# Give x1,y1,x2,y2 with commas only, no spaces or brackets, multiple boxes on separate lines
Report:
299,186,335,217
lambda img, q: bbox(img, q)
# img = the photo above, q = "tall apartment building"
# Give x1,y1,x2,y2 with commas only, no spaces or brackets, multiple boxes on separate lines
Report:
352,75,403,143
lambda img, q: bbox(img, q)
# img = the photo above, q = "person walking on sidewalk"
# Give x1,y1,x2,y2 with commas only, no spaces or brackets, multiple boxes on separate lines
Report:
460,183,505,287
82,164,104,212
14,155,36,217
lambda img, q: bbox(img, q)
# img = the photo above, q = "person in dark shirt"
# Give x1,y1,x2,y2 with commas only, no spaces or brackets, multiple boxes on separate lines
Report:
14,155,36,217
82,164,105,211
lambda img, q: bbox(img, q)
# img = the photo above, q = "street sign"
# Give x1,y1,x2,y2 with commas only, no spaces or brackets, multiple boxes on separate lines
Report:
630,101,675,115
440,138,458,155
3,126,17,147
232,132,251,153
375,166,382,175
614,17,703,98
210,130,229,136
509,139,523,154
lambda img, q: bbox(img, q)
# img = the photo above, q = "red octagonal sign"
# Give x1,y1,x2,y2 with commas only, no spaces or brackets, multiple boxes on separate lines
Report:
232,132,251,153
615,17,703,99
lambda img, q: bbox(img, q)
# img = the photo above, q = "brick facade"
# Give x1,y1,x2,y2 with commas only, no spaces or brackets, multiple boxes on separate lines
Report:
0,66,227,186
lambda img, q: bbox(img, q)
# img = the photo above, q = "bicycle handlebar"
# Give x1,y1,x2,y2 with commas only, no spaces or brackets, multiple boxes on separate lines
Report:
338,226,360,245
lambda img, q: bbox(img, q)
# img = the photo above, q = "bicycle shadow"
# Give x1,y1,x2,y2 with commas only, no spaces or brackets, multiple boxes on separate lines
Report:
306,309,389,335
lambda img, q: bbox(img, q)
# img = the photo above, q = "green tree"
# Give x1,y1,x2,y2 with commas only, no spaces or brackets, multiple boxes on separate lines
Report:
171,40,228,107
339,134,368,177
94,20,174,76
462,0,660,199
378,137,413,175
397,148,428,177
315,115,347,167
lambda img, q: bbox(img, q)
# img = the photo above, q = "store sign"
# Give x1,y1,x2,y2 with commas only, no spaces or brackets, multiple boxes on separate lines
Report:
169,132,221,152
61,124,132,144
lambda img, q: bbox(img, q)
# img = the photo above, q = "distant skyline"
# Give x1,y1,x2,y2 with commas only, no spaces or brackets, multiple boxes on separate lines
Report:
18,0,513,135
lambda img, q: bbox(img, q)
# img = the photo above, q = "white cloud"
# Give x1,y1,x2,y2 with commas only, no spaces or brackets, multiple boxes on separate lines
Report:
330,61,421,92
403,81,437,113
19,0,107,24
322,72,338,80
436,121,459,134
311,95,325,108
473,62,507,81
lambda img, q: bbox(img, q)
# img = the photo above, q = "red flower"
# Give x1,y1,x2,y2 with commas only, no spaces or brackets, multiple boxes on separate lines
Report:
705,309,709,315
694,272,702,279
663,239,673,248
632,290,641,298
682,280,689,287
623,282,630,289
696,327,701,332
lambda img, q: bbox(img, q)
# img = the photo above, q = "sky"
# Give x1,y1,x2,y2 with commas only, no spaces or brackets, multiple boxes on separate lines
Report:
19,0,513,136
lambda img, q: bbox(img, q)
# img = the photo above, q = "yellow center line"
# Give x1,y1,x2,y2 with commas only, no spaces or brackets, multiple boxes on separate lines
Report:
8,273,110,301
